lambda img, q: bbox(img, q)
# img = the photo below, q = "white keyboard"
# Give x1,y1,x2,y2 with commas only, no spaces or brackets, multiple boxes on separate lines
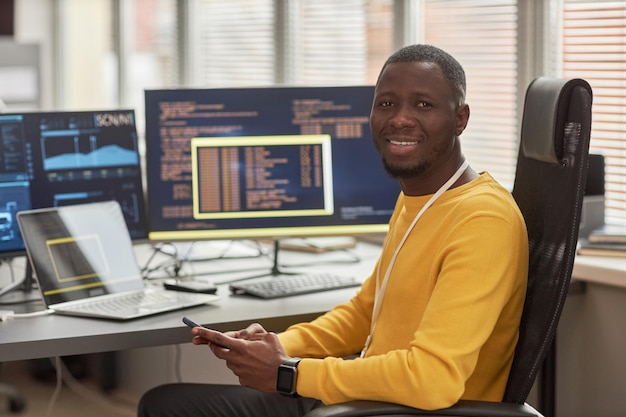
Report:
229,272,360,299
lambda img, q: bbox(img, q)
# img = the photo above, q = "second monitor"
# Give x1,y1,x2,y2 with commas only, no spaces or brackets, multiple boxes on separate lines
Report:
144,86,400,242
0,109,148,257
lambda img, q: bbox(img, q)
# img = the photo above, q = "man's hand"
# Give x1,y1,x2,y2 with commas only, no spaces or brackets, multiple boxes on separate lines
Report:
191,323,291,392
190,322,267,345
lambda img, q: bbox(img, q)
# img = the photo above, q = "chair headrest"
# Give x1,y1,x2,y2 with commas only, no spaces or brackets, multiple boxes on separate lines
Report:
521,77,592,164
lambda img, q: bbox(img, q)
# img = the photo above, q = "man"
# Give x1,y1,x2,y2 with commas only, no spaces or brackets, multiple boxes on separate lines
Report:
138,44,528,417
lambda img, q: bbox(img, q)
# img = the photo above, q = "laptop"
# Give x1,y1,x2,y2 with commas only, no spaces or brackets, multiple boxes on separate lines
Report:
17,201,220,320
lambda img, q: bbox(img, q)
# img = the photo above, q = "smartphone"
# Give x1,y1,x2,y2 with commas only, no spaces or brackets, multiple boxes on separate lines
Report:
182,317,227,348
182,316,205,329
165,279,217,294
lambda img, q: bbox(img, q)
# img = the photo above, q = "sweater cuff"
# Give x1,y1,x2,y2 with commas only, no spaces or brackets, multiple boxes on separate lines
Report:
293,358,322,399
277,330,305,356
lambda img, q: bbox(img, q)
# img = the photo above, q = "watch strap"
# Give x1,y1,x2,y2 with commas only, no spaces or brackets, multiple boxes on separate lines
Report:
282,357,302,368
277,357,302,397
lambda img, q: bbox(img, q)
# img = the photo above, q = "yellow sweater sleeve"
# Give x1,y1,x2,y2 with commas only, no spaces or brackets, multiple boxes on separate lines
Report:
277,174,528,410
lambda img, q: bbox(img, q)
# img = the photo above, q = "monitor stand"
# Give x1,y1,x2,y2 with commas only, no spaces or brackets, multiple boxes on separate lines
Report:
0,261,41,306
267,239,301,277
21,261,34,293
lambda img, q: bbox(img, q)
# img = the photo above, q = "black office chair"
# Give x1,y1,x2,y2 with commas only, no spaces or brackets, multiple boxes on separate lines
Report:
0,383,25,413
304,76,593,417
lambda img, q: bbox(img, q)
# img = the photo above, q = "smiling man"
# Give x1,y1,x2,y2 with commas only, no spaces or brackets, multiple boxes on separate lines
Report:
370,46,474,194
138,44,529,417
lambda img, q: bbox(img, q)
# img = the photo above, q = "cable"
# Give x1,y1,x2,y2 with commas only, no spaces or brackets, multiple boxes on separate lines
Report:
0,259,25,298
47,356,136,417
174,344,183,383
142,241,268,282
11,309,54,318
182,240,267,263
45,357,63,417
0,307,53,322
152,240,266,264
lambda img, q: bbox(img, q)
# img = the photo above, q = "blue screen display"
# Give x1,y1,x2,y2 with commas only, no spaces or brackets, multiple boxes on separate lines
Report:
0,110,148,256
144,86,400,241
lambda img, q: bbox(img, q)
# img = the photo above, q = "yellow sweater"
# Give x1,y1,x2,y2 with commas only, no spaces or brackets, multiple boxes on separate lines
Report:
277,173,528,410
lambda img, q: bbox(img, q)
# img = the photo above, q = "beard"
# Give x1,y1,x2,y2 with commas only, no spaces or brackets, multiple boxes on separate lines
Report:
381,157,430,179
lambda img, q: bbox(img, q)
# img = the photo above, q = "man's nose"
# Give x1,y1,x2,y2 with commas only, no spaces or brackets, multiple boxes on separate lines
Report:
388,106,417,128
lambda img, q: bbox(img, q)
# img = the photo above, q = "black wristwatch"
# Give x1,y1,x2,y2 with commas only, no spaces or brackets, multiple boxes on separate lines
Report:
276,357,302,397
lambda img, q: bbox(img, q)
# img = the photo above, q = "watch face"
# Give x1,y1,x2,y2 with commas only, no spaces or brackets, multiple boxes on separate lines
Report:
277,366,295,392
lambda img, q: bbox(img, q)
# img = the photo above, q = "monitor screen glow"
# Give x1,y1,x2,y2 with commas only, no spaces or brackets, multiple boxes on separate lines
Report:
144,86,400,242
0,109,148,257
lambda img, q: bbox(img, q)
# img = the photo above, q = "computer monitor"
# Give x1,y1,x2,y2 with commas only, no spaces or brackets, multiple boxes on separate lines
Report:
144,86,400,245
0,109,148,258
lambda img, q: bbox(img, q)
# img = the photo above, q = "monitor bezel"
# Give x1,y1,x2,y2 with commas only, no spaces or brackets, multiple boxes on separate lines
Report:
144,85,398,244
0,108,149,259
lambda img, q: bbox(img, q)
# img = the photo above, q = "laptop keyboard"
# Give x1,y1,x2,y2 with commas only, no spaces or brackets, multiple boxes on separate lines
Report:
229,272,360,299
62,289,182,315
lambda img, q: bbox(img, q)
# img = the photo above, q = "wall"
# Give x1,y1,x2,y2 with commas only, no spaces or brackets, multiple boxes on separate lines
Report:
556,282,626,417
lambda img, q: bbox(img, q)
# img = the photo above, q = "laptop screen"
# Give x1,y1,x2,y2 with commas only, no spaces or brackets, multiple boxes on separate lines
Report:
17,201,144,306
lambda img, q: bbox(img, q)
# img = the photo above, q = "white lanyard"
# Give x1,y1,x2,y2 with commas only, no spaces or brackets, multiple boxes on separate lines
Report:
360,160,469,358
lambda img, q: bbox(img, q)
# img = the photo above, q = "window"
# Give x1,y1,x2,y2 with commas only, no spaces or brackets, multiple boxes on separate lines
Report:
23,0,625,224
187,0,393,87
53,0,178,131
120,0,178,133
422,0,519,189
286,0,393,85
121,0,178,105
56,0,116,109
189,0,276,87
286,0,377,85
562,0,626,225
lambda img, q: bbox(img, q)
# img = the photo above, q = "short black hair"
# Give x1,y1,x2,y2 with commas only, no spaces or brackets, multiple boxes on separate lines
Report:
378,44,466,104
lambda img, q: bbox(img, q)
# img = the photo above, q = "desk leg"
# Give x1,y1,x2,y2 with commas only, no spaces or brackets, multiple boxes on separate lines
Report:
98,352,117,391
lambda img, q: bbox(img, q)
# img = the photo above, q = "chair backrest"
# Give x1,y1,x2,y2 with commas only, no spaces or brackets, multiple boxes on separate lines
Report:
504,77,593,403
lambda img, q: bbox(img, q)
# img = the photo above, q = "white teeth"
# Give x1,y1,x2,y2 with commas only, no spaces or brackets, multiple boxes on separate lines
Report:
389,140,415,146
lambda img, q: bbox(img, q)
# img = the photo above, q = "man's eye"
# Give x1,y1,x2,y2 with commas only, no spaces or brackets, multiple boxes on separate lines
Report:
380,101,393,107
416,101,431,108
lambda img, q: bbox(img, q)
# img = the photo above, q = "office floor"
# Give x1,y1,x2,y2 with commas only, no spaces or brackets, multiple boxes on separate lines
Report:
0,360,137,417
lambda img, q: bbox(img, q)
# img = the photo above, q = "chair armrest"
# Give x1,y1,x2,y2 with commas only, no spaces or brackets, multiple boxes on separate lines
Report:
303,399,543,417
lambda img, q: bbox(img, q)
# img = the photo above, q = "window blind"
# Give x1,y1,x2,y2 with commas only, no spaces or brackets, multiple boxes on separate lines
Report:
124,0,178,135
288,0,393,85
288,0,369,85
187,0,393,86
422,0,519,189
365,0,394,83
562,1,626,225
191,0,276,87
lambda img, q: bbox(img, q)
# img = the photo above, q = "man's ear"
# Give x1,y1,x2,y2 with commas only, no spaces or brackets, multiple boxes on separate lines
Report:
455,103,470,136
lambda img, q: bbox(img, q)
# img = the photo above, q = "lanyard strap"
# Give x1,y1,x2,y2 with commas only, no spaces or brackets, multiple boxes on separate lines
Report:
360,160,469,358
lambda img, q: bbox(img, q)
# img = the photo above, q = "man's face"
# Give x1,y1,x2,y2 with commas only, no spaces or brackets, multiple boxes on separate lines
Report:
370,61,467,180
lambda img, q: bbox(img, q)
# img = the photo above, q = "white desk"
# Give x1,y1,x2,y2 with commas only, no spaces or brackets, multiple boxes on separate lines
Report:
572,253,626,288
2,242,624,363
0,240,382,362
